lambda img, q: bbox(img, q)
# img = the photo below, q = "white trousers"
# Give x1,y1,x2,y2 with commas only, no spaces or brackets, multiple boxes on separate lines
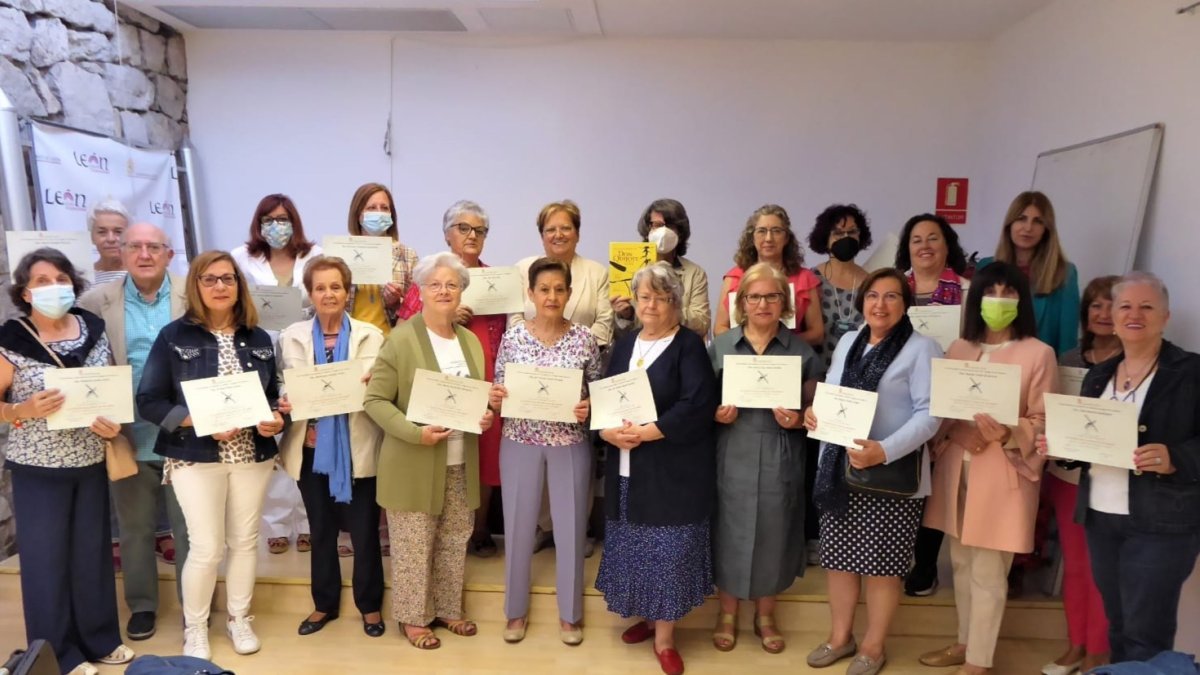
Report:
172,460,274,627
260,468,309,539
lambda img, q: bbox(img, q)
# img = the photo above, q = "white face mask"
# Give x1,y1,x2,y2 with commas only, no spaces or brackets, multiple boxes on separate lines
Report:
648,226,679,254
30,284,76,319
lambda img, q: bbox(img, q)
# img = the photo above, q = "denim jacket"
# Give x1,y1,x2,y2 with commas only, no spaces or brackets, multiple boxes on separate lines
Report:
136,318,282,463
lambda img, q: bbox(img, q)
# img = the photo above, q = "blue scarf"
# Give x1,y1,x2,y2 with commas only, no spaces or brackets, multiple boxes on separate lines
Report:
312,315,353,503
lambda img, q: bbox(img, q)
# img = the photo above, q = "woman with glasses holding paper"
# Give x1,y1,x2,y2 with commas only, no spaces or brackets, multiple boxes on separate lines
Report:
919,261,1057,675
398,200,507,558
709,262,823,654
595,262,718,675
1038,272,1200,664
0,248,133,675
487,257,602,645
277,256,387,638
364,252,495,650
802,268,942,675
137,250,286,660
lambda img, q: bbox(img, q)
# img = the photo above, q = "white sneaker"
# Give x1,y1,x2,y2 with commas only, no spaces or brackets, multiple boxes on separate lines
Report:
66,663,99,675
227,615,261,655
183,623,211,660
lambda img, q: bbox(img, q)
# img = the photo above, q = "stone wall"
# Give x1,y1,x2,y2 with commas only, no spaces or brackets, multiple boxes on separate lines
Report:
0,0,188,149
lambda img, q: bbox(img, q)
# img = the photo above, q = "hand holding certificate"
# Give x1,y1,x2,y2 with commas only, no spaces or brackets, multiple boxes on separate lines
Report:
721,355,804,409
808,382,878,449
181,371,274,437
43,366,134,430
460,267,525,315
1043,393,1138,469
500,364,583,423
930,358,1022,426
322,236,393,285
283,361,366,420
589,369,657,430
908,305,962,351
406,369,491,434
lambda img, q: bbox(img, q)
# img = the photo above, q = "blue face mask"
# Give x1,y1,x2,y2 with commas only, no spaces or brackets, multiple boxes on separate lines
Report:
30,284,76,320
260,220,294,250
361,212,393,236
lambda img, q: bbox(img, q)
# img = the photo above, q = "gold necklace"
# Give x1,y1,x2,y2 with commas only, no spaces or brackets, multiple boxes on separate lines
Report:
1120,349,1160,391
635,328,674,368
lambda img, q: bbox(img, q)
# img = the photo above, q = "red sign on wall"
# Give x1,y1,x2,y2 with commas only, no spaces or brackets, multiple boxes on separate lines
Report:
935,177,969,225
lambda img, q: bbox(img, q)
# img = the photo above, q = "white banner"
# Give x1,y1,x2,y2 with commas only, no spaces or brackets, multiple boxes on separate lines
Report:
30,122,189,277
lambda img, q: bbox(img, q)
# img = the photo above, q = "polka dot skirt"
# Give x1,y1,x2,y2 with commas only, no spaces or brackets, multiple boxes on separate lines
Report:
819,492,923,577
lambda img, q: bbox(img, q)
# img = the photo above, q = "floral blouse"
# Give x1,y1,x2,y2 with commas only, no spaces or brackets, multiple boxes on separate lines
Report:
494,322,601,447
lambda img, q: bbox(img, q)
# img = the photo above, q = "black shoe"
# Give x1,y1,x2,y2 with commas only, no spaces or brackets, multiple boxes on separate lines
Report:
532,527,554,553
298,612,338,636
127,611,156,640
467,534,497,558
904,565,939,597
363,619,386,638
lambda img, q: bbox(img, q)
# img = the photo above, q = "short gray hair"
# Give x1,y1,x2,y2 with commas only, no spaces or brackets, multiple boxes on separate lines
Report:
413,251,471,290
442,200,489,233
86,197,130,231
1113,271,1170,311
632,261,682,315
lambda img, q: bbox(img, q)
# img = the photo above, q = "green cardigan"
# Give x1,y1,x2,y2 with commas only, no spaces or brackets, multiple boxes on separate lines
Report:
365,313,483,515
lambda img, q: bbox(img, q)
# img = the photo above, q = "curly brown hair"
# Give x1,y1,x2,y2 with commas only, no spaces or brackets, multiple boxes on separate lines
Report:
733,204,805,276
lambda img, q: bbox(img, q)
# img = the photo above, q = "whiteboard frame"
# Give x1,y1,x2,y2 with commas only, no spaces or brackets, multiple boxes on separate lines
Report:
1031,123,1164,274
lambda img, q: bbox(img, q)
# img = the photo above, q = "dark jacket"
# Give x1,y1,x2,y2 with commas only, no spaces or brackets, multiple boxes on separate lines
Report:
603,327,718,527
1075,340,1200,534
136,318,282,463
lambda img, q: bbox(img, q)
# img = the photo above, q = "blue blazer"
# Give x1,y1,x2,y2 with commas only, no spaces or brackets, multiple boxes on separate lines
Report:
977,257,1079,356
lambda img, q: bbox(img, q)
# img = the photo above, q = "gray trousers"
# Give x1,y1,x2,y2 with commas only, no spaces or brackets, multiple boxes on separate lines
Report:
111,460,189,614
500,438,591,623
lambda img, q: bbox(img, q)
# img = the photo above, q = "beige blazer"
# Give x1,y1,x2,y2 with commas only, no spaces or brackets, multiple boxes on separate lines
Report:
276,316,385,480
511,254,613,347
924,337,1058,553
77,273,187,366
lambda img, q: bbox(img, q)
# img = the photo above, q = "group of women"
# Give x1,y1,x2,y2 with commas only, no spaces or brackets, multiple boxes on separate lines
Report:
1,185,1196,675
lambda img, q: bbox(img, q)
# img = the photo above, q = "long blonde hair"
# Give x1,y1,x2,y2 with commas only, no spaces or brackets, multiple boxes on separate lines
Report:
994,191,1069,295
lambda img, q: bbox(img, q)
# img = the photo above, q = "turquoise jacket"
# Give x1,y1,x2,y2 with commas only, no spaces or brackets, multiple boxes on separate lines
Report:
977,257,1079,356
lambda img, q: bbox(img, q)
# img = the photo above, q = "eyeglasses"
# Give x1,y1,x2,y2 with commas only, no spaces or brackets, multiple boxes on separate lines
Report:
425,282,461,292
260,217,291,226
635,294,673,306
753,227,788,239
744,292,785,305
199,274,238,288
122,242,168,255
453,222,489,238
864,291,903,303
831,229,860,240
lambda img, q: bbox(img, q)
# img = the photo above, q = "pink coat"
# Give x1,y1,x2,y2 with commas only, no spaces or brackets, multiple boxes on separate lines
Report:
923,337,1058,553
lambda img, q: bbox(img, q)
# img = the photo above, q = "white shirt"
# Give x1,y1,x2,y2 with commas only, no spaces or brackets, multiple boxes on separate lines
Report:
428,328,469,466
618,333,676,477
1088,372,1155,515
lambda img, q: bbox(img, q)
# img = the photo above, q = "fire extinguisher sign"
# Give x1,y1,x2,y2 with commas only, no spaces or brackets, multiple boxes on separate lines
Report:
935,178,968,225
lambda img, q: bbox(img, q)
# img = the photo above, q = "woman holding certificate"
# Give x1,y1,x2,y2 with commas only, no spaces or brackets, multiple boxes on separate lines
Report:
1040,272,1200,664
277,256,387,638
595,262,718,675
920,261,1057,675
398,200,507,558
364,252,495,650
137,250,287,660
0,248,134,674
709,262,823,654
803,268,942,675
488,257,602,645
344,182,420,335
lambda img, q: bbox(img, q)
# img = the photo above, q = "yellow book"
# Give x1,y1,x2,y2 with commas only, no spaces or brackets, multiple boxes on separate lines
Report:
608,242,657,298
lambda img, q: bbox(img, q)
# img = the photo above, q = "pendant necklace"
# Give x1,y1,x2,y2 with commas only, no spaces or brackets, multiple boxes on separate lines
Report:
635,330,672,368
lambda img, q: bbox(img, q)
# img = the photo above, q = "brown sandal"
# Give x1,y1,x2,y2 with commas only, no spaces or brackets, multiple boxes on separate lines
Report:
432,617,477,637
402,624,441,650
296,533,312,552
712,612,737,652
754,615,786,654
267,537,290,554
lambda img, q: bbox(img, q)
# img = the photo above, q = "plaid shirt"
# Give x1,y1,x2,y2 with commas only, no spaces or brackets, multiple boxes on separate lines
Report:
346,239,419,327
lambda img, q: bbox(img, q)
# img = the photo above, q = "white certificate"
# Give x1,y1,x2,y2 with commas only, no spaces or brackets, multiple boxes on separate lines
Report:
729,282,797,329
406,369,491,434
461,266,525,315
1044,393,1137,470
589,369,658,430
720,355,804,409
6,230,95,283
1059,366,1088,397
283,361,366,421
251,285,305,332
42,366,134,430
180,371,274,437
908,305,962,351
502,364,583,423
930,358,1022,426
321,235,392,285
808,382,879,449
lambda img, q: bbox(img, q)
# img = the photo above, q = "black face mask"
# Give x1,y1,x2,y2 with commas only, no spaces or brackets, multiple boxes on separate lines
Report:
830,237,861,262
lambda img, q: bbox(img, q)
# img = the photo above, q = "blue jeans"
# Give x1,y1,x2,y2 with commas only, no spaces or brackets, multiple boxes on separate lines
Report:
1085,509,1200,663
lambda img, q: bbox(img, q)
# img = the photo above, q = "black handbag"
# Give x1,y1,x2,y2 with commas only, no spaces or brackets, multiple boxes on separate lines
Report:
844,446,923,499
1,640,58,675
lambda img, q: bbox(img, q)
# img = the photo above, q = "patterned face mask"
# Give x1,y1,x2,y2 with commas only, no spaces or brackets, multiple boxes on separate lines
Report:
260,219,293,250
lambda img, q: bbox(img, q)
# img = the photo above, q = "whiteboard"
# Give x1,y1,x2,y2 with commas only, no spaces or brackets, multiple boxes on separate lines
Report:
1031,124,1163,289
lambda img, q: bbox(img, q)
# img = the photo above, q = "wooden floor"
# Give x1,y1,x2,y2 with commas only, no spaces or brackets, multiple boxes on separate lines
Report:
0,537,1068,673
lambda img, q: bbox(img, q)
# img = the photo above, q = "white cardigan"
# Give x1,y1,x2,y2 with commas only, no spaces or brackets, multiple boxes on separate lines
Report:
231,243,324,288
511,254,613,347
276,316,385,480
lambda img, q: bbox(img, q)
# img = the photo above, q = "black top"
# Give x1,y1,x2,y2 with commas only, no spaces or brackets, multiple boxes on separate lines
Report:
603,327,718,527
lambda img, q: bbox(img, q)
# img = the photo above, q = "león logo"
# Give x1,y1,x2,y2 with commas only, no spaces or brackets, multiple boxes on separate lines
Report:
44,188,88,211
72,151,110,173
149,201,177,218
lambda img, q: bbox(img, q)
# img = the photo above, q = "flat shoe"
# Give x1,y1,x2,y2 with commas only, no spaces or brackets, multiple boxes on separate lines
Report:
1042,661,1082,675
807,638,857,668
920,645,967,667
363,619,385,638
401,624,440,650
621,621,655,644
503,619,527,643
560,623,583,646
97,644,135,665
298,613,338,636
654,647,684,675
847,653,886,675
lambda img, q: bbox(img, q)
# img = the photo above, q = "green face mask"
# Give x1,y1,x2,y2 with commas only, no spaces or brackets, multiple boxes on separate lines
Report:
980,296,1019,331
